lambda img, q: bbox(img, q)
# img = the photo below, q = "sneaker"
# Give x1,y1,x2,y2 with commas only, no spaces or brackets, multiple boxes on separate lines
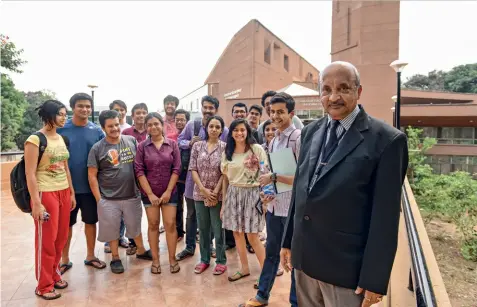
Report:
110,259,124,274
175,249,194,261
119,238,129,248
159,225,165,233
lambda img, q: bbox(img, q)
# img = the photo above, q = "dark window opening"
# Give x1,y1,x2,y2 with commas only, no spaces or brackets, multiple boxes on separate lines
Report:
284,54,289,71
264,40,271,64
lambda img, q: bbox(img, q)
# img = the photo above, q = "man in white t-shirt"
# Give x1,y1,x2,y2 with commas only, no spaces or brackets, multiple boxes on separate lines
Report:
110,100,131,132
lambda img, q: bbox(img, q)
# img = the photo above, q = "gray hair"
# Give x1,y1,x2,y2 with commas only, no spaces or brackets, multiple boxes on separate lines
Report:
319,61,361,93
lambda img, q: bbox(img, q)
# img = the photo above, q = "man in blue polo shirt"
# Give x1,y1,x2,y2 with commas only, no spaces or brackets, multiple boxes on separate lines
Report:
58,93,107,273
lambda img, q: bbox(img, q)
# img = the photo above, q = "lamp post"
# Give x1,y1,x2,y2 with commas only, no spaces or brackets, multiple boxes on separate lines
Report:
391,95,397,128
390,60,408,131
87,84,98,124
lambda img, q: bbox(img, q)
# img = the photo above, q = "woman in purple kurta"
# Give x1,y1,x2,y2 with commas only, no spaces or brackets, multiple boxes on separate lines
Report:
134,112,181,274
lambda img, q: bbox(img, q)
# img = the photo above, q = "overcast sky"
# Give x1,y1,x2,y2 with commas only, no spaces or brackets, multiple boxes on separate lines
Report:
1,1,476,112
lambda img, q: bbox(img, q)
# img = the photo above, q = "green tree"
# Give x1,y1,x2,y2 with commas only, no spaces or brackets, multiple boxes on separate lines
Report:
15,90,57,150
1,75,27,150
1,34,28,151
406,127,477,261
444,63,477,93
1,34,27,73
403,63,477,94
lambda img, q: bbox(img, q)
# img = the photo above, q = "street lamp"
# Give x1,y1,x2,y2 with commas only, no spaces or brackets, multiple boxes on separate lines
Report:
391,95,397,128
87,84,98,123
390,60,408,130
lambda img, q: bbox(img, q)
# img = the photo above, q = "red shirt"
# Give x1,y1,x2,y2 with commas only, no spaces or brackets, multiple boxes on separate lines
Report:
122,126,148,143
164,117,178,141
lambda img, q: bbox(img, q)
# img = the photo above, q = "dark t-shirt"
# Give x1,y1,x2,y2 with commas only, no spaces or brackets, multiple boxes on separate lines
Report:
87,135,139,200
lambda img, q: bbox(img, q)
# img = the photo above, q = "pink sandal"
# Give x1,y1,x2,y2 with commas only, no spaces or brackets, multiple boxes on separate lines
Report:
213,264,227,275
194,262,210,274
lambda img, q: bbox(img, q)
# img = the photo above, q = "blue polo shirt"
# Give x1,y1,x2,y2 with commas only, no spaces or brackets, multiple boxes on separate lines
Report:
58,119,104,194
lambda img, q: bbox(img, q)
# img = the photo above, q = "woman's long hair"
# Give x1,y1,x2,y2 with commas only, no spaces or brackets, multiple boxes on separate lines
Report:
225,118,256,161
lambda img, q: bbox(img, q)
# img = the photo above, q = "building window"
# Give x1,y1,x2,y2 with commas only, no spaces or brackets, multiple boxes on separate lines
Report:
284,54,289,71
306,72,313,82
264,40,271,64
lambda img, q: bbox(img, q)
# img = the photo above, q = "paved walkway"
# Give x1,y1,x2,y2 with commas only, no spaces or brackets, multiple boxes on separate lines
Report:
0,190,292,307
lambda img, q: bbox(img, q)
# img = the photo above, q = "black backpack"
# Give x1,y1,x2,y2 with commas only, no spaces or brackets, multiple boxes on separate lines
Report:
180,117,202,173
10,132,70,213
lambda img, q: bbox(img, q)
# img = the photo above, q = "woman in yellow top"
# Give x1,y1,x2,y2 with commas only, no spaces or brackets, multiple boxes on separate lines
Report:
24,100,76,300
221,118,267,282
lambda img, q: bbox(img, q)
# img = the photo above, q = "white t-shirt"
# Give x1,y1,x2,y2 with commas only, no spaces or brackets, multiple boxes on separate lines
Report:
120,122,132,132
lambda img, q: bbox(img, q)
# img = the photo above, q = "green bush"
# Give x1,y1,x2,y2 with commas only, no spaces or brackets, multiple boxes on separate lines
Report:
407,127,477,262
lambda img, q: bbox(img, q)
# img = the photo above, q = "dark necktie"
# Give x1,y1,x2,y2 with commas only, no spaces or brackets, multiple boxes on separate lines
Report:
323,120,340,160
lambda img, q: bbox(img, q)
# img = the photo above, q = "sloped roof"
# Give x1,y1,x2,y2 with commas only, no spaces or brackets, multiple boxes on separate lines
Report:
277,83,319,96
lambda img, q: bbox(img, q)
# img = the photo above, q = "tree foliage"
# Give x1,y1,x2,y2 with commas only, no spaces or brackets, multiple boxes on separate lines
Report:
404,63,477,94
407,127,477,261
15,91,57,150
1,75,27,150
1,34,27,73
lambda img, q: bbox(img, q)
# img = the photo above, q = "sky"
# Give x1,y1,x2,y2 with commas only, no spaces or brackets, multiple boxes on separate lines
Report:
1,1,476,112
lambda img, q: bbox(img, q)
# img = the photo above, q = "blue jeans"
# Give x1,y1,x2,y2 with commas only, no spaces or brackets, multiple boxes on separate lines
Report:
257,212,287,302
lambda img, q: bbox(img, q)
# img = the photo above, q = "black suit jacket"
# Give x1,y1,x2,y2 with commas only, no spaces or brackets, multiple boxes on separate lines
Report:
282,105,408,295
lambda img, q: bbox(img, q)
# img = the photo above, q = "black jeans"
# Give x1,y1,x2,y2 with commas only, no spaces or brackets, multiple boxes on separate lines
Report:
176,182,185,237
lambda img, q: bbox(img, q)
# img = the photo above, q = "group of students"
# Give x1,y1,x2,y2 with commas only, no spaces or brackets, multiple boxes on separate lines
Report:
25,90,302,307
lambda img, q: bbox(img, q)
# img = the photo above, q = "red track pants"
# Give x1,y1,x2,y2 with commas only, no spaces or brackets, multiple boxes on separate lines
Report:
33,188,71,294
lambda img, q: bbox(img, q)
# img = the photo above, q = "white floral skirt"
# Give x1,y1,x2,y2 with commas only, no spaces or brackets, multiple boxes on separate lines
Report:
222,185,264,233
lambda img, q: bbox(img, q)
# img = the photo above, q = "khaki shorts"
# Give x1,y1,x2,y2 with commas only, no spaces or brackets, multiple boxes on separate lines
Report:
97,197,142,242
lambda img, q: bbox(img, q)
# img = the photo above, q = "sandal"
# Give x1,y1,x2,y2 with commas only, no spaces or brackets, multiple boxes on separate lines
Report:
136,249,153,260
211,248,217,258
35,289,61,300
59,262,73,275
104,243,111,253
194,262,210,274
151,264,161,274
84,258,107,270
247,244,255,254
54,280,68,290
126,244,137,255
119,238,129,248
213,264,227,275
228,271,250,282
238,298,269,307
170,262,180,274
276,267,284,276
253,278,260,289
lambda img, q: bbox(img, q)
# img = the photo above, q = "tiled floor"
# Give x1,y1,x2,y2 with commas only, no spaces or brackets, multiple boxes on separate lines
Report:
0,190,292,307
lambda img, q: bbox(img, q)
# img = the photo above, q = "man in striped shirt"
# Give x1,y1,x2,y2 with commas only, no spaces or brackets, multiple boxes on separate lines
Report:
240,92,300,307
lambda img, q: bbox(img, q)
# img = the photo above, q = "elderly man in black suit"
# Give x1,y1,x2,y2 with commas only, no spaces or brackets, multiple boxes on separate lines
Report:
280,61,409,307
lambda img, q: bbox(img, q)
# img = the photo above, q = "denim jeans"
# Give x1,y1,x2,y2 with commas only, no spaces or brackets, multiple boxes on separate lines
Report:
185,197,197,252
195,201,226,265
176,182,185,237
257,211,287,302
119,217,126,238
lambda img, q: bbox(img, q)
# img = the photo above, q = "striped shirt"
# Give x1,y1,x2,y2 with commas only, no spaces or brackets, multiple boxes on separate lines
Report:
268,124,301,217
309,105,360,190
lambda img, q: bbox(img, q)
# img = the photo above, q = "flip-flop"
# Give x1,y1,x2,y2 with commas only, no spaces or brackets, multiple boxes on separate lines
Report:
136,249,153,260
54,280,68,289
228,271,250,282
238,298,269,307
84,258,107,269
59,262,73,275
35,289,61,301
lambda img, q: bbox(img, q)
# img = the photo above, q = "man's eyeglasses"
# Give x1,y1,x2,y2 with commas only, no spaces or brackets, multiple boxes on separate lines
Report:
233,110,246,114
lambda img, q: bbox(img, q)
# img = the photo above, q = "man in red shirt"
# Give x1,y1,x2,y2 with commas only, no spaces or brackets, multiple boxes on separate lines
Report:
162,95,179,141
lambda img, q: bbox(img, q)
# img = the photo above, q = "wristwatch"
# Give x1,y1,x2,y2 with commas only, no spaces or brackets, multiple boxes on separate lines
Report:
270,173,277,182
